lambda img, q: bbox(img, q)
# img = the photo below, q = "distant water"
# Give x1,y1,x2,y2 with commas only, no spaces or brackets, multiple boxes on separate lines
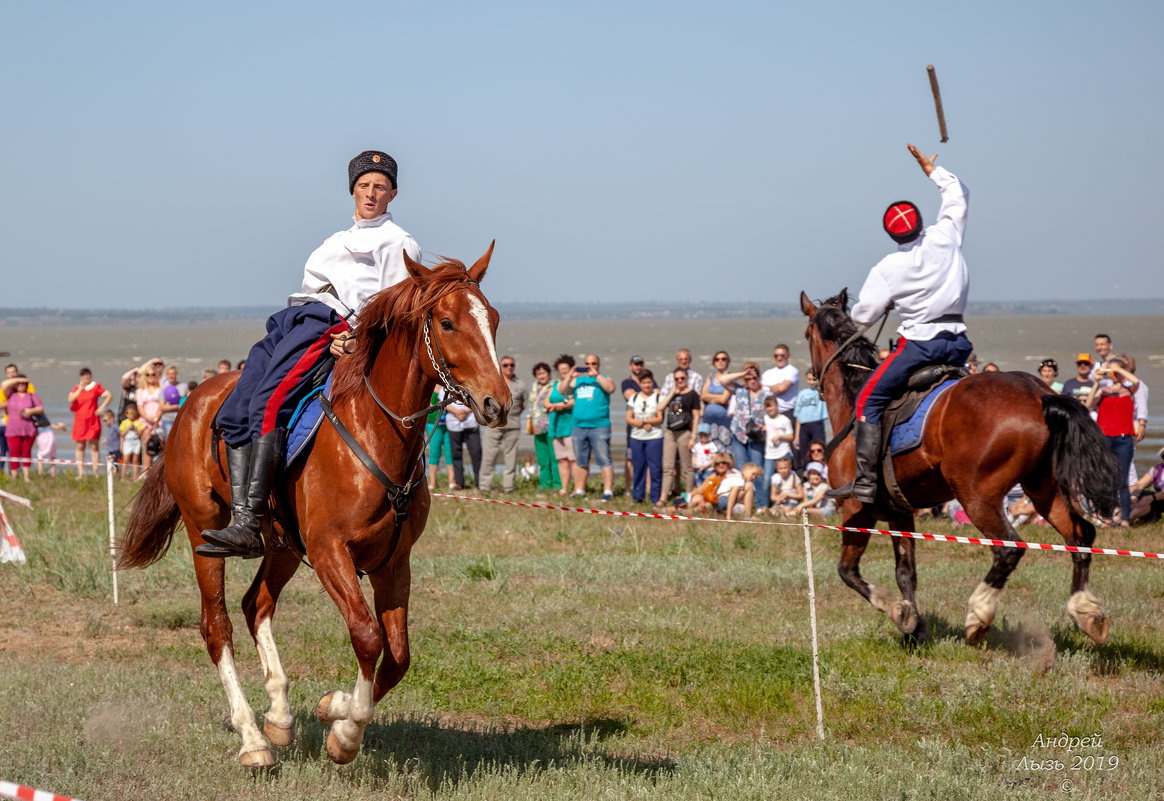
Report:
2,313,1161,473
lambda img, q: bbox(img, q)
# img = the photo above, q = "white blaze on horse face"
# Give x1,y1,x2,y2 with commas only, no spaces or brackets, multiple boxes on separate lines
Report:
467,295,501,372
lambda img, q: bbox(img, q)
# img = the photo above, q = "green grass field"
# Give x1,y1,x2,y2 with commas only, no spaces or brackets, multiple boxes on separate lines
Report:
3,474,1164,800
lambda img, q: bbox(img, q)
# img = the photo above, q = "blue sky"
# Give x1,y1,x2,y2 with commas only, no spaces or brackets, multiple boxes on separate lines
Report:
3,1,1161,308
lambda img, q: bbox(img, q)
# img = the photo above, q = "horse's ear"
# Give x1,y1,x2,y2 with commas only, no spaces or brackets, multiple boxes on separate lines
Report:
467,240,495,283
837,287,848,310
403,249,429,283
800,291,817,318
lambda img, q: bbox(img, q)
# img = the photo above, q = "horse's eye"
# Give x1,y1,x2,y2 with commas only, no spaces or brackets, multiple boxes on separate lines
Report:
440,319,454,332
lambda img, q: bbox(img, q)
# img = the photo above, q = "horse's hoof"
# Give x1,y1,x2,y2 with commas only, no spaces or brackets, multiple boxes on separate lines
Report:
239,746,275,768
264,719,294,747
1081,615,1111,646
966,623,990,646
316,692,339,724
891,601,918,635
1067,590,1110,646
326,730,359,764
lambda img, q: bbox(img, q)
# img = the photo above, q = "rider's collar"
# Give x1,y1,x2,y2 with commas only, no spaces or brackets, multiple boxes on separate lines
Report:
351,211,394,228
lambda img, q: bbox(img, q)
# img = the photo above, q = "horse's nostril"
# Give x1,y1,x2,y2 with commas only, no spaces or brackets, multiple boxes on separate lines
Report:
484,398,499,418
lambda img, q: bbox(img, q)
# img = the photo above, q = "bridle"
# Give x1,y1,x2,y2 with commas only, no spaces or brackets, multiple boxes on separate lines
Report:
311,278,492,575
809,301,892,400
807,300,891,464
362,280,481,430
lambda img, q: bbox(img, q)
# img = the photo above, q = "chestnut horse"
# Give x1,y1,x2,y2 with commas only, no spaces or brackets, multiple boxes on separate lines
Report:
801,289,1120,645
118,247,511,767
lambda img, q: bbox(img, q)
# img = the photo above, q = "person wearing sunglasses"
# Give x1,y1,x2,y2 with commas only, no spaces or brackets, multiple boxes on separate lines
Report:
560,354,616,502
478,356,526,494
791,370,827,469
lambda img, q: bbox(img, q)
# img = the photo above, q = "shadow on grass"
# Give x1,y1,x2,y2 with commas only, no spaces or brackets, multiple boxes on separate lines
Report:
1048,622,1164,675
281,711,674,791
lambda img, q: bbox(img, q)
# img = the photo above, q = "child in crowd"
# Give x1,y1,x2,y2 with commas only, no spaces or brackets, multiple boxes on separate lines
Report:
716,461,763,519
119,403,145,480
100,410,121,467
520,456,538,481
34,415,67,476
769,456,804,515
792,370,828,468
761,395,794,507
690,422,719,485
786,467,835,519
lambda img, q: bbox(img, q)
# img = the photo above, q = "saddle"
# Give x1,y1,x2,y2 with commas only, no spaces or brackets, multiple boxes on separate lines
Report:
877,364,967,513
210,358,336,559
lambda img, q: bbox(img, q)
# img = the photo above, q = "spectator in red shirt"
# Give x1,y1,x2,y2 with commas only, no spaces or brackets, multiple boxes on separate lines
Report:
1086,357,1139,526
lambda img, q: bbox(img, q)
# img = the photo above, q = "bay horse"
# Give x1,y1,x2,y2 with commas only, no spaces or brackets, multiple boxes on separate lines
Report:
118,246,511,767
801,289,1120,646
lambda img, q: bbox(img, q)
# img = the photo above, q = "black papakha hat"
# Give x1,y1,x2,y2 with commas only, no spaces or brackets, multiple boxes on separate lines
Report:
348,150,398,193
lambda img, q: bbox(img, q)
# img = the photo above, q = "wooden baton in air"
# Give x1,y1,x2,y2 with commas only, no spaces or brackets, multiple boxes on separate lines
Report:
926,65,949,143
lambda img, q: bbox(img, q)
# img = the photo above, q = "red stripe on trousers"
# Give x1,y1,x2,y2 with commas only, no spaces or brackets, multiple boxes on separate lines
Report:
260,321,350,436
854,336,908,420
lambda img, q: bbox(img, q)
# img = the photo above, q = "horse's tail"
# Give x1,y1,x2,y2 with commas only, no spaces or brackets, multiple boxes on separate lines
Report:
1042,395,1120,519
117,454,183,569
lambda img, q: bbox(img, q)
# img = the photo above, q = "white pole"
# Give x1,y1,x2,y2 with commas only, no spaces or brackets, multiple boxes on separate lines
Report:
802,510,824,740
107,455,119,605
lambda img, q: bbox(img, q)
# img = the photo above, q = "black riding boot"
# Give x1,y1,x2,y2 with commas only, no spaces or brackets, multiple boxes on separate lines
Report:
197,431,283,558
825,420,881,505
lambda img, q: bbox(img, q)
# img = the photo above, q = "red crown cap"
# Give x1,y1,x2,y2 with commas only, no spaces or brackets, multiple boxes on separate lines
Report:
883,202,921,237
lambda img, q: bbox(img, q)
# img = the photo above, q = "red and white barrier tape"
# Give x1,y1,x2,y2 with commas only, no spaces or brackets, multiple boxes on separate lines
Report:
0,779,84,801
0,496,29,566
0,456,122,468
431,493,1164,560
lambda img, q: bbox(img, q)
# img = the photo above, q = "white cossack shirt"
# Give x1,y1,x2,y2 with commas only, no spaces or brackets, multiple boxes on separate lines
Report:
288,211,422,325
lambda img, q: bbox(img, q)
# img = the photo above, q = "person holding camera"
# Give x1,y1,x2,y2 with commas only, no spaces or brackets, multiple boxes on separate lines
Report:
625,370,664,505
657,366,701,506
561,353,616,502
1086,357,1139,526
727,362,771,491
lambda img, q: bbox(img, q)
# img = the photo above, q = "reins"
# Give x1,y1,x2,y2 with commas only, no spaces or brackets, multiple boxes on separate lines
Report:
813,301,893,399
811,301,892,463
315,278,485,576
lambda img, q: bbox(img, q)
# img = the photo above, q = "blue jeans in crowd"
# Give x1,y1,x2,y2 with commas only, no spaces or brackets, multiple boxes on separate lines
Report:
573,425,613,470
629,437,663,503
1107,434,1135,521
731,437,767,508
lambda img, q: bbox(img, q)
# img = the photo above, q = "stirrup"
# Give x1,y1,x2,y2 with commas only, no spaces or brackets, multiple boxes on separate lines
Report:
825,482,876,504
825,481,856,500
195,540,262,559
198,514,264,559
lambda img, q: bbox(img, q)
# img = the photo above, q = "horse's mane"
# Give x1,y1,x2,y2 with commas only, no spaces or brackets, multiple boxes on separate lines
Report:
813,293,881,408
331,259,478,399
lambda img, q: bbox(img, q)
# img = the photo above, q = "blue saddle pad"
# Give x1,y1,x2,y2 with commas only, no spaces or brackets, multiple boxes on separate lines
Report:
285,373,333,467
888,379,960,457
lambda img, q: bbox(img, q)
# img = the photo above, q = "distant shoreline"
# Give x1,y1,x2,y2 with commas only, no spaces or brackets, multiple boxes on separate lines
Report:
2,299,1163,325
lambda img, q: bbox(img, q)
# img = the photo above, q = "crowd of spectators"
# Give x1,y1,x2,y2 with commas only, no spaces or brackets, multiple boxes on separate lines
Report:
1,329,1157,530
420,344,839,519
0,357,237,481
